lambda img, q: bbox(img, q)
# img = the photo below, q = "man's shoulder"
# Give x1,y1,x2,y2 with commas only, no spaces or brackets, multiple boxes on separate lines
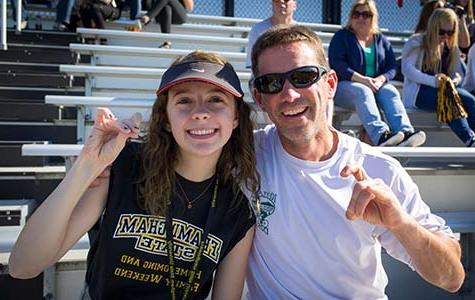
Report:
250,18,272,33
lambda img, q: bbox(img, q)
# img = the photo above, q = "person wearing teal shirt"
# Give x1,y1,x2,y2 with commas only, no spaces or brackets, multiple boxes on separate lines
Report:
329,0,426,147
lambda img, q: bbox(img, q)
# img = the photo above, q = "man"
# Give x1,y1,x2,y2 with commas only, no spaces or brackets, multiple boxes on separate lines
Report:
246,25,465,299
245,0,297,68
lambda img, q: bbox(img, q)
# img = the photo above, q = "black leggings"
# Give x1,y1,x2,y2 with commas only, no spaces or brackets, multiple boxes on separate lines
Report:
146,0,187,33
80,2,120,29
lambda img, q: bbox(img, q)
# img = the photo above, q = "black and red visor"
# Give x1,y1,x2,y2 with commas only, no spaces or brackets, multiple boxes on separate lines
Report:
156,60,244,98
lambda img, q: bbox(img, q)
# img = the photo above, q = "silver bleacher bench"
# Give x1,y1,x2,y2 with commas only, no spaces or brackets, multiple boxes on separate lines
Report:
69,43,247,71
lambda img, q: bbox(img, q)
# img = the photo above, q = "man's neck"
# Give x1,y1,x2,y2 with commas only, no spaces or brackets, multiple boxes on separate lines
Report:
271,15,294,26
280,128,339,162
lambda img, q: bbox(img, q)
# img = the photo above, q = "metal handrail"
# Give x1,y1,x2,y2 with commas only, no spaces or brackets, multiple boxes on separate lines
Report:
1,0,6,50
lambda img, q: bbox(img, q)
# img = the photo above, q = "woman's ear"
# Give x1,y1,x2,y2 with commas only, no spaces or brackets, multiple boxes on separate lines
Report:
165,123,171,132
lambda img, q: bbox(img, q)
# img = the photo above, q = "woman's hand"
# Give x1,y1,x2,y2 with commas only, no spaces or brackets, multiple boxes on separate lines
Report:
435,73,446,87
80,108,142,169
452,72,462,86
141,15,150,25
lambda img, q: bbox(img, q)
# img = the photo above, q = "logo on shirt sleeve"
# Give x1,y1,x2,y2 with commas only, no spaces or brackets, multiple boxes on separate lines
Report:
251,191,276,234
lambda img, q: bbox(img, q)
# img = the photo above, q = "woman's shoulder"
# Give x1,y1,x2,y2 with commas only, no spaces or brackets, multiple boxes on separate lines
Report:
112,141,142,172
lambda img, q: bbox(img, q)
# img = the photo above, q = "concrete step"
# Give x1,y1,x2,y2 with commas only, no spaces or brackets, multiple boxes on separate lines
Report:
0,44,76,64
0,72,84,89
0,141,61,167
0,121,76,144
6,29,79,47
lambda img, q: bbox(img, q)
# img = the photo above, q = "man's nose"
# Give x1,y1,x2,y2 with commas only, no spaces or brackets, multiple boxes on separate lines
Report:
281,79,301,102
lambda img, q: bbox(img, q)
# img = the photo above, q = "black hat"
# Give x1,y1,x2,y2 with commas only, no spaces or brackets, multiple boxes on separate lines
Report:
156,60,244,98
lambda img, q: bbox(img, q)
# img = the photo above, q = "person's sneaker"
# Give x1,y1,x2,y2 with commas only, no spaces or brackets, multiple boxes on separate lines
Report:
467,137,475,147
14,20,28,30
397,131,426,147
377,131,405,146
158,41,171,49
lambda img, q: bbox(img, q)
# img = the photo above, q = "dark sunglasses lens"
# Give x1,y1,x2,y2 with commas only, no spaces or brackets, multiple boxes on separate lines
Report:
439,29,454,36
353,11,372,19
256,75,284,94
290,68,320,87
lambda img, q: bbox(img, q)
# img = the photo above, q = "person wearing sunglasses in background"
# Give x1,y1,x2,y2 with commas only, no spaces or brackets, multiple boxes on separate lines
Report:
246,24,464,299
402,8,475,146
329,0,426,147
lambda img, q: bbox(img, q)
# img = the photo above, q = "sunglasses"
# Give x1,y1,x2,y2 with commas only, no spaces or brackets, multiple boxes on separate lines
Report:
254,65,328,94
352,11,373,19
438,29,455,36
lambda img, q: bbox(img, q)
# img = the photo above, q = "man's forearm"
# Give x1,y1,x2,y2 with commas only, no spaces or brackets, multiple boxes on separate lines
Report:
390,214,465,292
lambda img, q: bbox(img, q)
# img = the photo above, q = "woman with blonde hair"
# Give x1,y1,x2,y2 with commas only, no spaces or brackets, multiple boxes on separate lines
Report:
329,0,426,147
402,8,475,146
9,50,260,299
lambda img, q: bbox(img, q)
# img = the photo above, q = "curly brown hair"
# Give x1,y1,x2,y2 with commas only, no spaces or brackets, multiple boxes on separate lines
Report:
137,51,260,216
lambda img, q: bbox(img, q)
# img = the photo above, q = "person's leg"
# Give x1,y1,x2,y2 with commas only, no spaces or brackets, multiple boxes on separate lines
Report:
128,0,141,19
157,4,172,33
79,4,93,28
89,3,106,29
456,87,475,130
334,81,390,145
417,84,475,144
169,0,187,24
375,83,414,133
56,0,76,24
10,0,28,23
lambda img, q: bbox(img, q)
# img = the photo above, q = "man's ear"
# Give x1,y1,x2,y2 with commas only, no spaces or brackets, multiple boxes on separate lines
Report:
252,88,266,112
325,70,338,99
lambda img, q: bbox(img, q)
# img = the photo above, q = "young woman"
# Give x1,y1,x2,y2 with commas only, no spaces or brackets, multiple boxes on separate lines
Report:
9,51,260,299
329,0,426,147
402,8,475,146
415,0,471,49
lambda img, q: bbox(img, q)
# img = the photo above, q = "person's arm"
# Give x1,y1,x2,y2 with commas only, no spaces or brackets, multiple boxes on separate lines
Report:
389,216,464,292
458,15,470,49
182,0,193,11
379,34,396,81
401,47,438,87
211,226,255,300
341,165,465,292
328,30,357,81
8,108,142,279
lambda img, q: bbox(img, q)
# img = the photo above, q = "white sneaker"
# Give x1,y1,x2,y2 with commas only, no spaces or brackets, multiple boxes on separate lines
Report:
378,131,405,146
397,131,426,147
14,20,28,30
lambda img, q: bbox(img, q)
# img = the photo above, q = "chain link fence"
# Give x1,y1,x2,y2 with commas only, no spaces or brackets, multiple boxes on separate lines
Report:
192,0,422,33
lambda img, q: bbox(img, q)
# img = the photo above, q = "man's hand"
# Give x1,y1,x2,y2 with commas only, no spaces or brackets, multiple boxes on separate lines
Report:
340,164,407,230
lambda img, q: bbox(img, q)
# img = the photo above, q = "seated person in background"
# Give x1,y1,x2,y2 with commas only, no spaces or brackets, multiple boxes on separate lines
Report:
141,0,193,33
79,0,120,30
329,0,426,147
245,0,297,69
402,8,475,147
447,0,473,52
415,0,471,49
463,42,475,92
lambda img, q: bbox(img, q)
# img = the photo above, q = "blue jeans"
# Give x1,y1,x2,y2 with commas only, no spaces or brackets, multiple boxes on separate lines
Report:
416,84,475,144
56,0,76,24
10,0,28,22
334,81,413,145
121,0,141,20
